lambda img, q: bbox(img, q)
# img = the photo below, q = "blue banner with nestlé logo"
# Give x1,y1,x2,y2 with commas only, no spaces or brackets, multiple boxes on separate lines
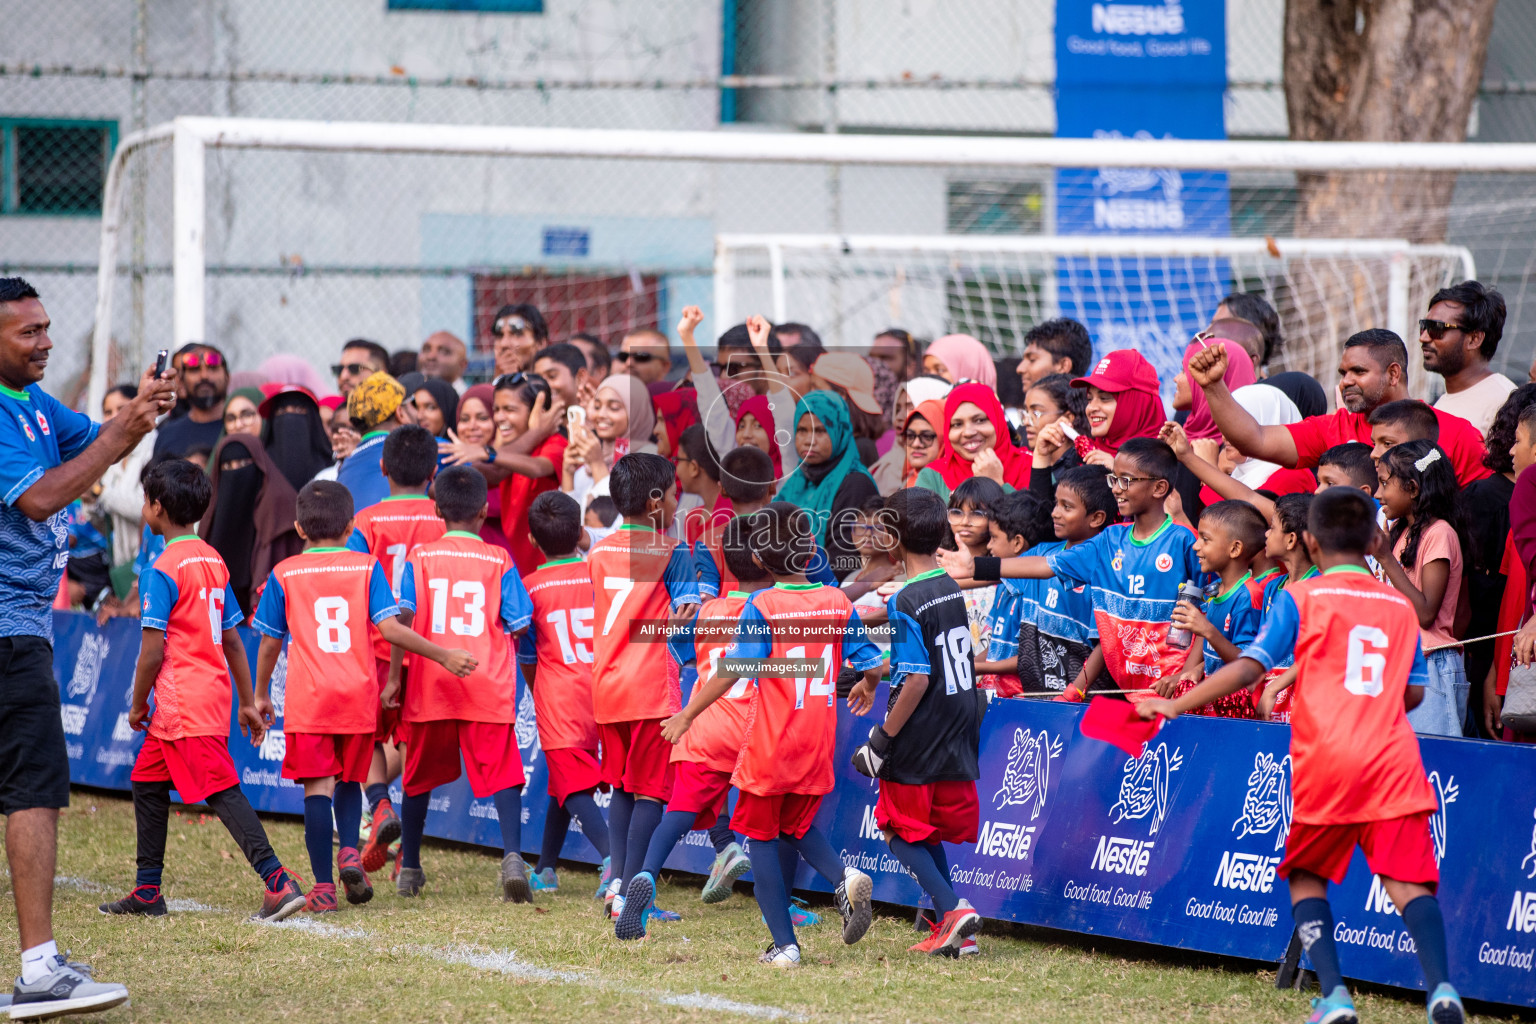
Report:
53,611,1535,1009
1054,0,1231,401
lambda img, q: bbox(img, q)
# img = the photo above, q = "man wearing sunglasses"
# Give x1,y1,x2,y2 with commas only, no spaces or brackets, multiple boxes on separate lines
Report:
333,338,389,398
152,342,230,459
616,328,672,385
417,331,469,395
1421,280,1514,435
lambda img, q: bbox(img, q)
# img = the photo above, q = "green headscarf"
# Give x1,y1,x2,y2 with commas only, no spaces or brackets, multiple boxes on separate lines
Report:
775,390,872,544
215,386,267,448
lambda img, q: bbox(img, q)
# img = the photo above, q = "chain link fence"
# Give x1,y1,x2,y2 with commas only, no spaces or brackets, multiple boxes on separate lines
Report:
5,0,1536,405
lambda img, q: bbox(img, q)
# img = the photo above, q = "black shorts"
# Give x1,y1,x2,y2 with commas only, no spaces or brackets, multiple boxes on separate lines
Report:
0,635,70,815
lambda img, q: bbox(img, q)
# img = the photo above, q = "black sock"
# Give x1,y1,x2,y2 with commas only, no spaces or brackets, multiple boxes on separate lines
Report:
537,797,571,872
1401,895,1450,992
493,787,522,856
204,785,282,884
607,791,635,885
623,799,664,889
399,791,430,870
365,782,390,815
132,780,172,890
565,792,611,859
333,782,362,851
707,813,736,854
1292,897,1346,994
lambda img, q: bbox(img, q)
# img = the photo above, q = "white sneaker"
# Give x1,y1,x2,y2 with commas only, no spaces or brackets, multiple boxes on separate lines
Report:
834,867,873,944
758,943,801,968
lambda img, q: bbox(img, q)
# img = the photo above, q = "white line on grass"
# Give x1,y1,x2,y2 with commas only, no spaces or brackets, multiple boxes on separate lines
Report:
164,898,219,912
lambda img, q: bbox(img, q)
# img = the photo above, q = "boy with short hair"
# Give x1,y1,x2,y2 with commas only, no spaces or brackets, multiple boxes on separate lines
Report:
1315,442,1379,494
987,466,1116,699
253,479,474,911
717,502,885,967
616,516,771,940
1139,487,1465,1024
384,466,535,901
589,453,702,920
101,459,306,922
850,488,985,957
517,490,612,893
1367,399,1440,462
1168,499,1269,717
344,424,447,873
942,438,1204,701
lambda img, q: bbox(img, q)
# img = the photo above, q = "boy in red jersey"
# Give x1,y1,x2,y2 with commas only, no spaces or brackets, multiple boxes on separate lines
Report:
344,425,447,872
614,516,770,940
100,460,307,922
718,502,884,967
253,480,474,912
517,490,612,893
588,453,701,920
1139,487,1464,1024
384,466,536,902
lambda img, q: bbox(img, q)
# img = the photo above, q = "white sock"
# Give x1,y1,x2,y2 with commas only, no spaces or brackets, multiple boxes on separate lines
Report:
20,941,59,984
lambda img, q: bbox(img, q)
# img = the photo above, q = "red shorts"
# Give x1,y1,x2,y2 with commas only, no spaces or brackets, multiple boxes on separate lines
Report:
131,734,239,806
282,732,373,784
543,747,605,806
875,779,980,845
979,674,1021,699
669,761,733,829
598,719,674,801
731,791,823,841
374,659,401,744
402,719,526,798
1278,811,1439,888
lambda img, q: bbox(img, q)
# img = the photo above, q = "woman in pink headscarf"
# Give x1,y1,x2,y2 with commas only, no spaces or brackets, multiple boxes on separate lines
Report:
561,373,657,513
1174,338,1255,442
922,334,997,388
258,354,336,400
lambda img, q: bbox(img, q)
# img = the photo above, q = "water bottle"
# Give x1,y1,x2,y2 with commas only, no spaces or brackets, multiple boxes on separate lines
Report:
1165,581,1205,651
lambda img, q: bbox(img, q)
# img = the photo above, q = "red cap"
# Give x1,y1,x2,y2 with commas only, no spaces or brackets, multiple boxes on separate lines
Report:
318,394,345,412
258,384,319,419
1072,348,1160,394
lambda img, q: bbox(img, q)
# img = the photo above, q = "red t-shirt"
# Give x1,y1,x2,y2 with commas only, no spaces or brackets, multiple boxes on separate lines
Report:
349,495,446,663
500,432,568,577
140,536,245,740
399,532,534,724
1198,466,1316,508
673,592,754,772
1285,406,1489,486
517,556,599,751
253,549,398,735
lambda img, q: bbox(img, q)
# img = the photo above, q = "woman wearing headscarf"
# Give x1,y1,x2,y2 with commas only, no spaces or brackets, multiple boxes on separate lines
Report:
409,376,459,439
258,353,335,399
217,386,266,446
561,373,657,513
1258,371,1328,420
259,386,333,491
201,433,302,617
915,383,1031,502
1035,349,1166,473
651,387,701,464
777,391,879,580
1175,340,1256,442
922,334,997,388
733,393,784,479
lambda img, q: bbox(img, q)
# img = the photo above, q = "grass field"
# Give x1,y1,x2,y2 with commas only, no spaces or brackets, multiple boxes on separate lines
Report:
0,791,1519,1024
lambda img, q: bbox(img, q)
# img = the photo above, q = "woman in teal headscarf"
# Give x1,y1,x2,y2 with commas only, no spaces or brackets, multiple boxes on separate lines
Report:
776,390,879,581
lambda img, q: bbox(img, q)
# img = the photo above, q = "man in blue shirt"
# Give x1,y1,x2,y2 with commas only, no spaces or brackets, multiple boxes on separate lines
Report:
0,278,172,1018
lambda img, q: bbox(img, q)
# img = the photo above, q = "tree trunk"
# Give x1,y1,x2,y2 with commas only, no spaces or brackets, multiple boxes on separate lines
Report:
1276,0,1497,388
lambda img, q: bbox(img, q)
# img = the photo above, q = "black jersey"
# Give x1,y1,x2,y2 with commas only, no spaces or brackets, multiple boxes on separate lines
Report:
881,568,984,785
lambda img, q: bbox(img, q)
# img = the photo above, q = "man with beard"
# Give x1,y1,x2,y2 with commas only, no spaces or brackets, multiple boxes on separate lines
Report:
153,342,229,458
1421,280,1516,434
1187,328,1490,487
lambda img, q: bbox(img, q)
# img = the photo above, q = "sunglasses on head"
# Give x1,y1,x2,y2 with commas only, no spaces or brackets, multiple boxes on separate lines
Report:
180,351,223,369
615,351,661,365
493,371,551,393
494,317,530,336
331,361,375,377
1418,318,1467,340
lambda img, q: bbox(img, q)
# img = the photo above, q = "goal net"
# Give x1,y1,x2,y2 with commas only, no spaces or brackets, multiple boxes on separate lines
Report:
70,119,1536,411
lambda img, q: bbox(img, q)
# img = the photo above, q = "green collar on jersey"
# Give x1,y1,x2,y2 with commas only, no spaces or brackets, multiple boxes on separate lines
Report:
1127,515,1174,547
1252,567,1284,584
305,546,346,553
1323,564,1372,576
1211,571,1253,604
726,590,754,599
0,382,29,400
362,430,389,440
445,530,480,539
382,493,428,502
541,556,582,568
1285,565,1322,588
907,567,946,584
165,533,199,546
619,523,656,533
774,582,822,591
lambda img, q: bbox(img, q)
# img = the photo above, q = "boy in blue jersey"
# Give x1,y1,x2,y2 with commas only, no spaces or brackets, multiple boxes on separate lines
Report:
984,467,1115,698
1169,499,1268,717
942,438,1204,704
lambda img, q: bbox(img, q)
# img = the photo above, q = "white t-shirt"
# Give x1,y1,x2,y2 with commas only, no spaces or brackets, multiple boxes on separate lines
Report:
1433,372,1517,435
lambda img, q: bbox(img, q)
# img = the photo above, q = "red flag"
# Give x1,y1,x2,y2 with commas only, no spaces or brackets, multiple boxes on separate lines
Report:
1079,696,1163,757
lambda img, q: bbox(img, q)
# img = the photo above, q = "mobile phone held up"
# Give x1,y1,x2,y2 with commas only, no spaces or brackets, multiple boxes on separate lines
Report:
153,349,170,378
567,405,586,429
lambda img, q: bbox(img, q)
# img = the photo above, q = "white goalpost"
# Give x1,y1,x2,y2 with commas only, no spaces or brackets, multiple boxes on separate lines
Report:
89,116,1536,413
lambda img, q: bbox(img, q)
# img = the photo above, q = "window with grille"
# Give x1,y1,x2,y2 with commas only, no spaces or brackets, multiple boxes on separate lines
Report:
1,119,116,216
